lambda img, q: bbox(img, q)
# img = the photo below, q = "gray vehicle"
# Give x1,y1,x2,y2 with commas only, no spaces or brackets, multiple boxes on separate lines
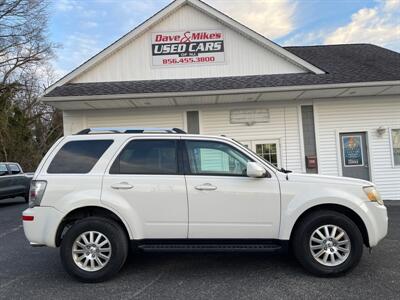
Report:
0,162,33,202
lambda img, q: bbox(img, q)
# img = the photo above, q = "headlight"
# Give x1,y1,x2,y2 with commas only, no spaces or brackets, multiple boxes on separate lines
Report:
363,186,384,205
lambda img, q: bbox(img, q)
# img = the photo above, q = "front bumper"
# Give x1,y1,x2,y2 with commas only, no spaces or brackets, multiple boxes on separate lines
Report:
363,202,388,247
22,207,64,248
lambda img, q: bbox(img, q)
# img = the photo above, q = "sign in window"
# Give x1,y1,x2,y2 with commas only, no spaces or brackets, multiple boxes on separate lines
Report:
342,135,364,167
391,129,400,166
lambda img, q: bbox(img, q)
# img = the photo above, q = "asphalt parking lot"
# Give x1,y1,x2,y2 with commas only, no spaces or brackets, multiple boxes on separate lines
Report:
0,199,399,300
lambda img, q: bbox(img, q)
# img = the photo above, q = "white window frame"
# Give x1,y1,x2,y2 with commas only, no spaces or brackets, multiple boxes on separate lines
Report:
183,110,202,134
239,139,281,168
389,128,400,168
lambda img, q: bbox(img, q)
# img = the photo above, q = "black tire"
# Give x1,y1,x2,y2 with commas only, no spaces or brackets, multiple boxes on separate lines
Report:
60,217,128,283
292,210,363,277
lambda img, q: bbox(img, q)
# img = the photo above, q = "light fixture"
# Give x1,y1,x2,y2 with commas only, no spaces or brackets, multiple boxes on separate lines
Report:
376,126,386,136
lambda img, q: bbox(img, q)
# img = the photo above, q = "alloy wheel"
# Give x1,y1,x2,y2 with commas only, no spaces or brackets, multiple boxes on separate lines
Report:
309,224,351,267
72,231,112,272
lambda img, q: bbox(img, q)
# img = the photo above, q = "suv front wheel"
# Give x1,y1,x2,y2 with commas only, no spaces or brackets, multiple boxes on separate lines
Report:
292,210,363,276
60,217,128,283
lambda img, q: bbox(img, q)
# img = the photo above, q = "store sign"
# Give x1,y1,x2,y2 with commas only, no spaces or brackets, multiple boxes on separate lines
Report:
151,30,224,66
342,135,364,167
230,109,270,125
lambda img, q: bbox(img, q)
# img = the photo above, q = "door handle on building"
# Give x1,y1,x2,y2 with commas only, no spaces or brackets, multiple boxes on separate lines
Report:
195,183,217,191
111,182,134,190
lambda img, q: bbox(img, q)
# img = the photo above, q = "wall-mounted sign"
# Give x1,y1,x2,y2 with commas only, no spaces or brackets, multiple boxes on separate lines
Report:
230,109,270,125
342,135,364,167
151,30,224,66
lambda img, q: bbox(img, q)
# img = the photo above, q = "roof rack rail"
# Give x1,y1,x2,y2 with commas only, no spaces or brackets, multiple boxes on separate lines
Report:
75,127,187,135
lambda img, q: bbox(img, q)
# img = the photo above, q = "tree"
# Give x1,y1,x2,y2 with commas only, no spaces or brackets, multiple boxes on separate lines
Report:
0,0,61,171
0,0,55,83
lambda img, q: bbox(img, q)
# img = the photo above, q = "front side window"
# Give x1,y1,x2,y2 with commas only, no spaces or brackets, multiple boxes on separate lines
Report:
185,140,251,176
110,140,178,174
48,140,113,174
392,129,400,166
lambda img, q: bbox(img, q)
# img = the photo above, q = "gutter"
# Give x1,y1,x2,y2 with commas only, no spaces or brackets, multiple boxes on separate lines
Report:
41,80,400,103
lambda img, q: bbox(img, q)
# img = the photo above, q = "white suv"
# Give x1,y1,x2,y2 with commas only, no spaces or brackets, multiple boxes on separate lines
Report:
22,128,388,282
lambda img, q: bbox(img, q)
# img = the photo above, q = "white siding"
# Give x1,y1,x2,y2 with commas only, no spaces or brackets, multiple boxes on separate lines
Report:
72,5,304,83
314,95,400,199
63,111,86,135
63,108,184,136
84,108,185,130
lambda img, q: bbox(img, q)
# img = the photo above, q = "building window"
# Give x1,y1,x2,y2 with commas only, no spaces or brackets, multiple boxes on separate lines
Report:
301,105,318,173
255,143,278,167
391,129,400,166
186,111,200,134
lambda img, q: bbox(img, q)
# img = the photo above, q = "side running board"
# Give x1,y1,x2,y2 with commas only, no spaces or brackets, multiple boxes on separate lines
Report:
137,243,283,253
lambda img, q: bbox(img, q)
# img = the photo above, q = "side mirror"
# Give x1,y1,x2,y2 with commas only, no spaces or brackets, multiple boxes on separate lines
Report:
246,162,266,178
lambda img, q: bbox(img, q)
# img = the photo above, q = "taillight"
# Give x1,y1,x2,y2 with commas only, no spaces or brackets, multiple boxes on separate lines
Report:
29,180,47,208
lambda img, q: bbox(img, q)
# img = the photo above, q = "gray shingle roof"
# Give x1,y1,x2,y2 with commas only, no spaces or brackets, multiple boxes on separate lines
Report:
45,44,400,98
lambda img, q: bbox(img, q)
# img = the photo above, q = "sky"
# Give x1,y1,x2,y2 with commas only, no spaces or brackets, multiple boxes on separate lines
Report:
49,0,400,78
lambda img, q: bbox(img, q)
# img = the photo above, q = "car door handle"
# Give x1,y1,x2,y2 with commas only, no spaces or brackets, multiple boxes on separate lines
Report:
111,182,133,190
195,183,217,191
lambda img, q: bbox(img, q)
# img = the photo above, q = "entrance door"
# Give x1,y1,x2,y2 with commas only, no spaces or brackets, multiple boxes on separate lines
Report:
340,132,370,181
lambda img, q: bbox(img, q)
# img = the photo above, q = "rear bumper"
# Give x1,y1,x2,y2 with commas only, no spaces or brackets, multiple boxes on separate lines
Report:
363,202,388,247
22,207,64,248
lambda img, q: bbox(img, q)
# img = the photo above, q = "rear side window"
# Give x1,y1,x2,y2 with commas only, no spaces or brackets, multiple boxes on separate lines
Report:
8,164,21,174
47,140,113,174
110,140,178,174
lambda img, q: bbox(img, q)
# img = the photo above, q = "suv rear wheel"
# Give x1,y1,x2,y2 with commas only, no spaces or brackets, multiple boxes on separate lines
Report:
292,210,363,276
60,217,128,283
